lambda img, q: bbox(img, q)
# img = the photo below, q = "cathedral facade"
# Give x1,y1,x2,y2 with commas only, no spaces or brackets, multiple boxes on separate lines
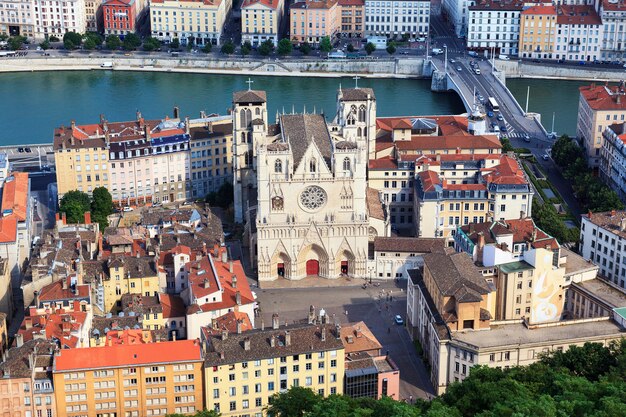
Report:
232,87,389,281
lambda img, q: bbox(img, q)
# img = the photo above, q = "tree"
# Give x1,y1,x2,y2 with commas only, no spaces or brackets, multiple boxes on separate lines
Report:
346,44,355,53
258,39,274,56
277,38,292,56
49,35,60,42
83,37,97,50
220,40,235,55
59,190,91,224
39,39,51,50
365,42,376,55
241,41,251,56
319,36,332,53
83,32,103,46
8,36,26,51
106,35,121,50
0,34,7,41
500,137,514,153
143,37,161,51
91,187,114,230
299,42,312,55
187,36,195,48
386,41,396,55
265,386,321,417
201,42,213,53
205,182,234,209
63,31,82,50
123,33,141,51
170,37,180,50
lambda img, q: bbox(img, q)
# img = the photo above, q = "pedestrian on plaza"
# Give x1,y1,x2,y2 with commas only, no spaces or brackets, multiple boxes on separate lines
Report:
388,327,391,334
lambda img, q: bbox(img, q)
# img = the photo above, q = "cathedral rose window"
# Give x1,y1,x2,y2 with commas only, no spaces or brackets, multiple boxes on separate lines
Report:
299,186,327,211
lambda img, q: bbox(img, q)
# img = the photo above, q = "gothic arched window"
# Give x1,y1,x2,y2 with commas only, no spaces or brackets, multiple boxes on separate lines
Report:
310,158,317,173
246,109,252,126
239,109,246,128
255,107,260,115
358,105,366,122
241,132,246,143
357,127,362,137
343,157,351,171
274,159,282,173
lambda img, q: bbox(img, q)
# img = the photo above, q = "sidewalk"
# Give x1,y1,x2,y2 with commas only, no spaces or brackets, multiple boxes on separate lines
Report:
258,275,365,290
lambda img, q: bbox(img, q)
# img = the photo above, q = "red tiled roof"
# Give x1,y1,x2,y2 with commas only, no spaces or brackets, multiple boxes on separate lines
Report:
159,294,186,318
2,172,29,221
38,276,90,303
0,216,17,243
418,170,440,192
460,218,559,250
19,311,88,349
368,157,398,170
395,134,501,152
242,0,281,9
292,0,337,9
338,0,363,6
201,311,253,337
54,340,203,371
481,155,528,185
104,329,153,346
557,5,601,26
580,84,626,111
603,0,626,11
521,5,556,15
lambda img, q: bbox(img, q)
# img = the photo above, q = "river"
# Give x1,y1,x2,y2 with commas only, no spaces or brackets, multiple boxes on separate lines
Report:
0,71,584,144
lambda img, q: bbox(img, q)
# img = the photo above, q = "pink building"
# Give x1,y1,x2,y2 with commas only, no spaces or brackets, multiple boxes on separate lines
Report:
290,0,340,45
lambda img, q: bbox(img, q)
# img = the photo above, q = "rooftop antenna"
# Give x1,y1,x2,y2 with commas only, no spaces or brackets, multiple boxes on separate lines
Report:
245,78,254,91
353,75,360,89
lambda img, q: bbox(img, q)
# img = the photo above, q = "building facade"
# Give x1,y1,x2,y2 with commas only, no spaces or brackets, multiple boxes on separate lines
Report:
290,0,340,46
150,0,232,46
554,5,602,63
338,0,363,38
84,0,102,32
600,122,626,201
102,0,138,36
32,0,86,38
53,340,204,417
467,0,524,56
241,0,284,46
577,83,626,169
364,0,429,38
0,0,35,39
442,0,472,38
519,5,557,59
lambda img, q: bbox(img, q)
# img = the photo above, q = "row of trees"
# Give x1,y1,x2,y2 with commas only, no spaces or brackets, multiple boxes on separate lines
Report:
551,135,624,212
258,340,626,417
58,187,114,230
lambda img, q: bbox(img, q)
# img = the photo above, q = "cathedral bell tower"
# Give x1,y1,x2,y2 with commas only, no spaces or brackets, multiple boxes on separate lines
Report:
232,87,268,223
335,84,377,159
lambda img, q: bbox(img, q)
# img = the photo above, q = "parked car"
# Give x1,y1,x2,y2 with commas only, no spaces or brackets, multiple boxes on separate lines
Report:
394,315,404,325
542,154,549,161
17,147,24,153
123,206,134,212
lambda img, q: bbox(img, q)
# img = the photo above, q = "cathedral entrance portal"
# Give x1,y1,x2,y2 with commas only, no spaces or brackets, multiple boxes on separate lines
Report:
277,263,285,277
341,261,348,275
306,260,320,276
271,252,291,280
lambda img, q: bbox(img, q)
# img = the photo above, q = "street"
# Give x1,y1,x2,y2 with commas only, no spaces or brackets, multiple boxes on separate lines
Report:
255,281,435,401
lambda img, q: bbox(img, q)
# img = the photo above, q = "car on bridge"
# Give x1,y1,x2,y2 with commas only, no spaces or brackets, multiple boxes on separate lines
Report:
523,133,531,142
487,111,494,118
497,114,504,121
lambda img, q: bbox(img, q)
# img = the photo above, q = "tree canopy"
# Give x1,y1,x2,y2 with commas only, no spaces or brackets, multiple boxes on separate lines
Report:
319,36,332,53
277,38,292,56
59,190,91,224
91,187,114,230
299,42,312,55
123,33,142,51
63,32,82,50
365,42,376,55
258,39,274,56
206,182,234,209
220,40,235,55
143,37,161,51
105,35,122,50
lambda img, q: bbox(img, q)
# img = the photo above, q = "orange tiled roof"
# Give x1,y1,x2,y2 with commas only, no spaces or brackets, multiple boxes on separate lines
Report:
159,293,186,318
395,134,501,151
104,329,153,346
201,311,253,337
557,5,601,26
338,0,363,5
54,340,203,371
0,216,17,243
368,157,398,170
580,84,626,111
19,311,89,349
2,172,29,221
340,321,382,355
38,276,91,303
521,5,556,15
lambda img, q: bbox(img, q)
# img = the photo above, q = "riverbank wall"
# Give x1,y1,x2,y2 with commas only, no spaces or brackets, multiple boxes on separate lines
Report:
495,60,626,82
0,55,425,78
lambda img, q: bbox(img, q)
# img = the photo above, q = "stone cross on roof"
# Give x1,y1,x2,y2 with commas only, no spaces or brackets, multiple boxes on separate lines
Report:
246,78,254,91
353,75,360,89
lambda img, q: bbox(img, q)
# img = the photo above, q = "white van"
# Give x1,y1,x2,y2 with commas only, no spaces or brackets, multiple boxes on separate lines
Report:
498,54,510,61
474,68,481,75
432,48,443,55
100,62,113,68
468,51,478,57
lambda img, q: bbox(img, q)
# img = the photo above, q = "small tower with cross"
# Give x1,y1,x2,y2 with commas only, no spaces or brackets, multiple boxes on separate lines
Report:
334,76,377,158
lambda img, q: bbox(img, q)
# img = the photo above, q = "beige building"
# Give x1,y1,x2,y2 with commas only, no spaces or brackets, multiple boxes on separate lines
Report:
369,236,444,280
150,0,232,46
577,83,626,169
188,114,234,198
85,0,103,32
0,258,12,324
202,318,345,416
241,0,284,46
338,0,363,39
519,5,557,59
53,340,204,417
290,0,340,46
0,0,35,39
103,256,160,313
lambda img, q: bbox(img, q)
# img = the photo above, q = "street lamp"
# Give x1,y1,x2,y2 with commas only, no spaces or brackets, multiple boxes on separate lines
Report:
444,45,448,73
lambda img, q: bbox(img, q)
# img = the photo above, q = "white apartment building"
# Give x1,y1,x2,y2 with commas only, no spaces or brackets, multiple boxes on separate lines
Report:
600,122,626,202
599,0,626,63
442,0,472,38
467,0,524,56
32,0,86,38
0,0,36,39
554,5,603,62
580,210,626,290
364,0,430,37
150,0,232,46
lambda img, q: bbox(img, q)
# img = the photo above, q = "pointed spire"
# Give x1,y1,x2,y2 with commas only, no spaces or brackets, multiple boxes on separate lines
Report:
313,105,317,114
303,104,307,114
292,104,295,114
282,106,285,114
339,82,342,92
275,110,280,124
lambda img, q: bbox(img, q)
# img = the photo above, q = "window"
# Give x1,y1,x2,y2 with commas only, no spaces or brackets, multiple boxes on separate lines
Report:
310,158,317,173
274,159,282,173
343,157,351,171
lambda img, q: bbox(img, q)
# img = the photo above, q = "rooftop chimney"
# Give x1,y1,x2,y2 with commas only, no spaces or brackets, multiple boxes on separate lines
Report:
34,291,40,308
62,278,68,290
285,331,291,346
308,305,315,324
270,335,276,347
173,106,180,119
260,319,265,331
229,260,234,274
321,327,326,342
272,313,279,329
244,337,251,351
211,318,218,330
221,248,228,264
15,333,23,347
232,274,237,288
221,327,228,340
236,291,241,306
236,319,242,334
335,323,341,339
620,217,626,232
355,326,362,338
25,317,32,329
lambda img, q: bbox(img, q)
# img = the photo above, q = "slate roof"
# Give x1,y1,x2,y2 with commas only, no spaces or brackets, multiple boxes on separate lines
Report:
280,113,332,169
0,339,57,379
91,315,143,337
233,90,267,104
374,237,445,254
204,323,343,366
423,248,491,303
340,88,375,101
366,187,385,220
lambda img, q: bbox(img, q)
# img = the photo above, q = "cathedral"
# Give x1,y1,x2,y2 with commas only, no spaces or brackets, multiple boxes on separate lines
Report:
232,86,390,281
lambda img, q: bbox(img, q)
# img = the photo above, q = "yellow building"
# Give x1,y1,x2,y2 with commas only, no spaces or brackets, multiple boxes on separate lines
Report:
150,0,232,46
85,0,103,32
53,340,204,417
53,124,110,199
188,114,234,198
202,318,345,416
519,5,557,59
290,0,340,45
104,256,160,313
241,0,285,46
